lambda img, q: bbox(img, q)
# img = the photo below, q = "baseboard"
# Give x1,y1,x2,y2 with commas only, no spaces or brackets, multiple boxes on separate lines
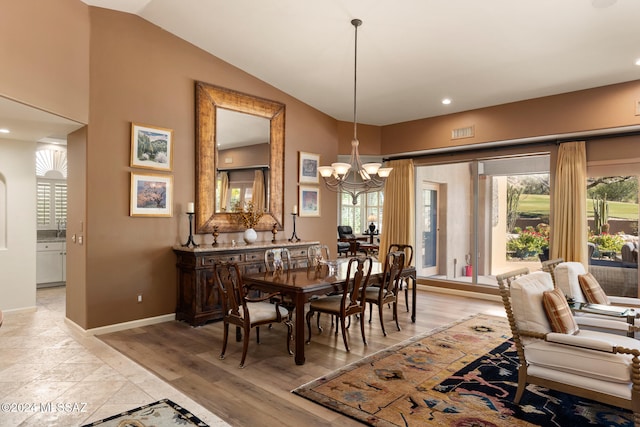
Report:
2,306,37,315
64,313,177,336
420,284,501,302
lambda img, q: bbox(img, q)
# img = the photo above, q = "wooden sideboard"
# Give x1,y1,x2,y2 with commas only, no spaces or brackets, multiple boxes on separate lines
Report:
173,241,319,326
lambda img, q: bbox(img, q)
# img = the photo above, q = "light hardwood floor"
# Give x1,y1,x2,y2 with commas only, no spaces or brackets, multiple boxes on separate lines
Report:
99,288,506,427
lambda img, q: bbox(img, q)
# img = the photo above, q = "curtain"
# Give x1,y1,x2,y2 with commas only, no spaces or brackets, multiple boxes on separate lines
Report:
219,172,229,211
551,141,588,266
252,169,265,211
379,159,415,263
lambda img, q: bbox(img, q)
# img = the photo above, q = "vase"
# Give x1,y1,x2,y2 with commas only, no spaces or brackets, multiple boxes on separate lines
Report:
243,228,257,244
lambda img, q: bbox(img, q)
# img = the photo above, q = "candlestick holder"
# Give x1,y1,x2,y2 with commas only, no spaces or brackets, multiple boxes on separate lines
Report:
182,212,199,248
271,223,278,243
288,213,300,242
211,225,219,246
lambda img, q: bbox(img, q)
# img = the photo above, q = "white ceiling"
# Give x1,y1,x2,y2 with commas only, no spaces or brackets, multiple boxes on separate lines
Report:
2,0,639,145
81,0,640,126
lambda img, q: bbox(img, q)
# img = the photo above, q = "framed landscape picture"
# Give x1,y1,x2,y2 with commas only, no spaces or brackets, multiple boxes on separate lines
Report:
130,172,173,217
299,185,320,217
131,123,174,171
298,151,319,184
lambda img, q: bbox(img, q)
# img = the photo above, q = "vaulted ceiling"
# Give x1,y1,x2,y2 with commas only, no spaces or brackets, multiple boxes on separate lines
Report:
83,0,640,125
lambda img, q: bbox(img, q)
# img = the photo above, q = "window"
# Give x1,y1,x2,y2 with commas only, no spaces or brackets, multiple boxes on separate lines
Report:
339,190,384,234
414,154,550,288
37,179,67,230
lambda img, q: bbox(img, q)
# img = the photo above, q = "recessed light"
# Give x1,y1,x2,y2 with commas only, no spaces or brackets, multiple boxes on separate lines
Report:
0,128,10,134
442,98,452,105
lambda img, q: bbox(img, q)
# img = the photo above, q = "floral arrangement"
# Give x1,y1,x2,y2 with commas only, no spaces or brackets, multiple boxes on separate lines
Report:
588,231,624,253
507,224,549,259
232,200,264,229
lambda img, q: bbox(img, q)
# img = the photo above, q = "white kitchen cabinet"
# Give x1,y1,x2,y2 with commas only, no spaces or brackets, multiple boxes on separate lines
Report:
36,241,66,284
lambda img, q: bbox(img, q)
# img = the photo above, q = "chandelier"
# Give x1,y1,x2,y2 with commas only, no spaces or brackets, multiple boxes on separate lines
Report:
318,18,392,205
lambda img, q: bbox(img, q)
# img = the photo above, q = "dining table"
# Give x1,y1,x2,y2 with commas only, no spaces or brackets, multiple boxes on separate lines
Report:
243,260,417,365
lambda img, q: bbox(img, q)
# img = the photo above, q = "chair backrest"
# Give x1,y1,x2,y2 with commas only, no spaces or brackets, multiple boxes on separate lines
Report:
553,261,588,303
342,256,373,315
213,261,246,322
388,244,413,267
337,225,356,240
540,257,564,286
381,250,405,294
264,248,292,272
307,244,330,266
496,268,554,356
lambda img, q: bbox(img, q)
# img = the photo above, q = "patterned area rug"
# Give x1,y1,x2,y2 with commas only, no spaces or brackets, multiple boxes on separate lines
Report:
293,314,633,426
81,399,209,427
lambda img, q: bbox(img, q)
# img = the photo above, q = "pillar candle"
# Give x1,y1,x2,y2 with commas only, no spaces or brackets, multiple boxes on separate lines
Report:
187,202,195,214
292,205,298,215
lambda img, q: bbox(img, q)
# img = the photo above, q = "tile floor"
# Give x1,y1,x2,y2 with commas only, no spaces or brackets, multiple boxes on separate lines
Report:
0,286,229,427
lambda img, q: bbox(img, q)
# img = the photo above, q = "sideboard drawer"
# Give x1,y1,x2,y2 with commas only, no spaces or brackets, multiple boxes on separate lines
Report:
244,251,264,263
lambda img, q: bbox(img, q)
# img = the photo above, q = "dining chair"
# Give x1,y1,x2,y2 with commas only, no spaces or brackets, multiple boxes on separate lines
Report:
305,256,373,351
264,247,292,272
213,261,292,368
387,244,414,312
307,244,331,268
365,250,405,336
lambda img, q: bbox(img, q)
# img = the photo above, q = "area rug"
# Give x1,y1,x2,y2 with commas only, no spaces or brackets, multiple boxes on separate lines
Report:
293,314,633,426
81,398,209,427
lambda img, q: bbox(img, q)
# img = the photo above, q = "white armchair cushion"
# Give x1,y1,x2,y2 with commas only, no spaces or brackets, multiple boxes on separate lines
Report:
525,329,639,384
554,262,587,302
609,296,640,307
511,271,554,335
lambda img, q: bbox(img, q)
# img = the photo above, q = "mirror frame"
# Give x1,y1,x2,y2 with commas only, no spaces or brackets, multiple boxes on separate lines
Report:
195,81,285,233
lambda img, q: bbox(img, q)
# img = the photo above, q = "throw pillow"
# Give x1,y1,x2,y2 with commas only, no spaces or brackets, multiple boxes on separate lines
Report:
578,272,610,305
542,287,580,335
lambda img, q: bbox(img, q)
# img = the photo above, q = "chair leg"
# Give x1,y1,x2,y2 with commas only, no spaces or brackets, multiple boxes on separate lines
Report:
404,278,409,312
359,313,367,346
393,301,400,331
514,365,527,403
220,322,229,360
340,316,350,351
378,303,387,337
256,326,260,344
286,320,293,356
368,302,373,323
305,309,316,344
239,326,250,368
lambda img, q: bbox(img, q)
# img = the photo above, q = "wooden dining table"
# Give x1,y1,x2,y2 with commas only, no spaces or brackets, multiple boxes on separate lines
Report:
243,260,417,365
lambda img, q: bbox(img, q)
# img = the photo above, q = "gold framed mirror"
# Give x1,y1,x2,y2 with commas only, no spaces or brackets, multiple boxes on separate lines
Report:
195,81,285,233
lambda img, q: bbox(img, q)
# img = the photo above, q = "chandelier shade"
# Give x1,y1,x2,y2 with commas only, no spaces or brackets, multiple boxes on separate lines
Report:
319,18,392,205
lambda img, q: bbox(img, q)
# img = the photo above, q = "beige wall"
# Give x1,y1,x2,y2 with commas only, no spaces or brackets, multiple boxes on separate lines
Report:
81,8,339,328
0,139,37,310
0,0,89,123
382,81,640,155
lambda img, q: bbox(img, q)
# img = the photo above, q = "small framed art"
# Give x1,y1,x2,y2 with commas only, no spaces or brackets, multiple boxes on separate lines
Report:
130,172,173,217
131,123,174,171
298,151,319,184
299,185,320,217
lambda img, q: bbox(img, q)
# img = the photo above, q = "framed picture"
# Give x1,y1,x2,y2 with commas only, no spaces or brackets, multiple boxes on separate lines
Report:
130,172,173,217
298,151,319,184
299,185,320,217
131,123,174,171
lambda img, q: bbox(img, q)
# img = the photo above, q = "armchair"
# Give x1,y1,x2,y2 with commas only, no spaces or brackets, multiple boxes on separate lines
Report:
496,268,640,421
337,225,366,256
542,258,640,336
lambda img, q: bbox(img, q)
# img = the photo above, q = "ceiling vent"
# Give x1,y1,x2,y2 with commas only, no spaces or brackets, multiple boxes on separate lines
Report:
451,125,475,140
